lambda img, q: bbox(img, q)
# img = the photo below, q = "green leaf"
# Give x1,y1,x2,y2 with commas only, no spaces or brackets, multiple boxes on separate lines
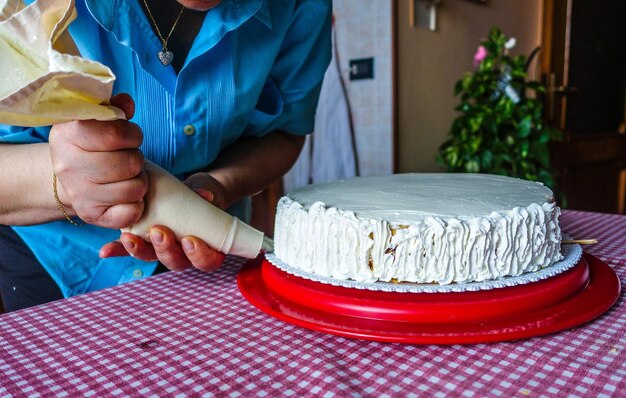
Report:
524,172,538,181
461,74,473,92
527,81,545,92
520,140,530,158
469,115,483,133
479,58,495,72
518,116,532,138
465,159,480,173
530,142,550,166
480,150,494,169
469,136,482,153
454,80,464,96
510,69,527,79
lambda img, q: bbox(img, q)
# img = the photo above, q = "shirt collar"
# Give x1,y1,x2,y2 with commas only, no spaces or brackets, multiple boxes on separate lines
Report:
83,0,271,32
82,0,271,92
189,0,270,60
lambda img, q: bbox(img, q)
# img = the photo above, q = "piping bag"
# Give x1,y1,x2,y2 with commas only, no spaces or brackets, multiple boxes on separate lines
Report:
0,0,273,257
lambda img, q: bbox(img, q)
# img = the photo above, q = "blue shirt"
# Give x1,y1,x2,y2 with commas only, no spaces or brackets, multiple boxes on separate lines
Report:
0,0,331,297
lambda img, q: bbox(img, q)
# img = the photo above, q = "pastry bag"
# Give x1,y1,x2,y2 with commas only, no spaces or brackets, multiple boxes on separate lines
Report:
0,0,271,258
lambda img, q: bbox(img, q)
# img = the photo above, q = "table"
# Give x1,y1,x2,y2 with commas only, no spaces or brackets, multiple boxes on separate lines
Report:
1,210,625,397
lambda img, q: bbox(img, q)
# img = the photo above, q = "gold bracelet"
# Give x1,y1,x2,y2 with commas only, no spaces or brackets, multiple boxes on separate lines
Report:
52,170,83,226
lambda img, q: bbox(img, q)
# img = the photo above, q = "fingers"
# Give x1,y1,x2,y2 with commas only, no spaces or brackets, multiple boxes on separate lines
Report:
180,236,225,272
110,93,136,120
147,226,191,271
55,149,145,184
99,241,127,258
99,234,157,261
76,170,148,203
183,172,227,210
61,119,144,152
194,189,214,203
68,170,147,229
119,233,158,261
58,181,147,229
101,229,225,273
95,201,145,229
148,226,225,272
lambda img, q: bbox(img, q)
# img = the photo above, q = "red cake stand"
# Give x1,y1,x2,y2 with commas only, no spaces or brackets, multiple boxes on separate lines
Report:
237,253,621,344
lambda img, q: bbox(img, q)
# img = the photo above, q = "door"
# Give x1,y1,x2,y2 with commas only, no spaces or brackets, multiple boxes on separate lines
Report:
543,0,626,213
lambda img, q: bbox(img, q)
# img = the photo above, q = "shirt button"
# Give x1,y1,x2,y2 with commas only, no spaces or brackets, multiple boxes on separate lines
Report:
183,124,196,136
132,269,144,278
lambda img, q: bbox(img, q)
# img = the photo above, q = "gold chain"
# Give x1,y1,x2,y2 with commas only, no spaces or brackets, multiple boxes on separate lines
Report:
52,170,83,226
142,0,185,49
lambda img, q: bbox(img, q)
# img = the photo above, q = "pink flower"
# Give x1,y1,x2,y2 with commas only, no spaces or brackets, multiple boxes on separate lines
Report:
473,45,487,67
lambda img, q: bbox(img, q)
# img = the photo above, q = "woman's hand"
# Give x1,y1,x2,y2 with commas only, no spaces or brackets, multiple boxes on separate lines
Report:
48,94,148,229
183,171,228,209
99,172,227,272
101,226,226,272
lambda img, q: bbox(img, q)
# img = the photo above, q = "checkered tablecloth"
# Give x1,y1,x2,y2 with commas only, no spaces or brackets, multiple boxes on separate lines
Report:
1,210,625,397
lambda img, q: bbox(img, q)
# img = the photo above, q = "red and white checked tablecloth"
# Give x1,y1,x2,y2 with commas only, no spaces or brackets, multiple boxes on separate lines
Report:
1,210,625,397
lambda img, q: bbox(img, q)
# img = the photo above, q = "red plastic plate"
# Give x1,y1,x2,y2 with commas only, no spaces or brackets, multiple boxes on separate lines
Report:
237,253,621,344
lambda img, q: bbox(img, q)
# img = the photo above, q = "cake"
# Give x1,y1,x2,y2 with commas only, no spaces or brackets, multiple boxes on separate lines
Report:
273,173,562,285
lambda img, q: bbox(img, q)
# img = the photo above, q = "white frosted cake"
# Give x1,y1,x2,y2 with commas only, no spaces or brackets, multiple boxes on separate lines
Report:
273,173,563,285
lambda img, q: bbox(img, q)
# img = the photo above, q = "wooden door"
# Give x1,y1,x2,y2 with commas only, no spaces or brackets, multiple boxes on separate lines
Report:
542,0,626,213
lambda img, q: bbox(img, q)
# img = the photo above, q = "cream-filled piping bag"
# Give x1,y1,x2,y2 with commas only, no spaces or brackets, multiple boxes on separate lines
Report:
122,161,271,258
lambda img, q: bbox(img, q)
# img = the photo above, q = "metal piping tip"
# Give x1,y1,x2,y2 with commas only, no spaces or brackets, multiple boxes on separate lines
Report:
261,235,274,252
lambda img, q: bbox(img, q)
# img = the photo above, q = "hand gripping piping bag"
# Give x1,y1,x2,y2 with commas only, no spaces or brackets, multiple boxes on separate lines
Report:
0,0,270,258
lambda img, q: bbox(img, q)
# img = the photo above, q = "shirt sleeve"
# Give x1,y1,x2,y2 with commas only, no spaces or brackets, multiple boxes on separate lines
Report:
0,124,51,143
244,0,332,137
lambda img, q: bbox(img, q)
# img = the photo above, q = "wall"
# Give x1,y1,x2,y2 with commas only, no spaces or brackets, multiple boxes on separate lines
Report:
397,0,543,172
333,0,394,176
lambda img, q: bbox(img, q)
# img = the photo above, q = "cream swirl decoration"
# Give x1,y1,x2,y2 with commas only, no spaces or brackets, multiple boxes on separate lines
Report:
274,174,563,285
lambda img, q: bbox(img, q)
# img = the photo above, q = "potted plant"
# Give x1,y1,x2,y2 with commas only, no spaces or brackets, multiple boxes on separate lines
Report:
437,27,562,189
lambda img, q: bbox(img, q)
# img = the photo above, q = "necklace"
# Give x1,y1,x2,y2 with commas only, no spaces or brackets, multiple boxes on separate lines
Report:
142,0,185,66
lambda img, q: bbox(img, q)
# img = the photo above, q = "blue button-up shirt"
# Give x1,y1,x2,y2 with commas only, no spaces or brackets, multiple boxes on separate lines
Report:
0,0,331,297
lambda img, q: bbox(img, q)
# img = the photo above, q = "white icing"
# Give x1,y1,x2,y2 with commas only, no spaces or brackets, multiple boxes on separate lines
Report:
274,173,563,284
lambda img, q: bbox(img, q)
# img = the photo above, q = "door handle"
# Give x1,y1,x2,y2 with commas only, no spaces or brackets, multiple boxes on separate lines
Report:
548,73,578,122
550,86,579,94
